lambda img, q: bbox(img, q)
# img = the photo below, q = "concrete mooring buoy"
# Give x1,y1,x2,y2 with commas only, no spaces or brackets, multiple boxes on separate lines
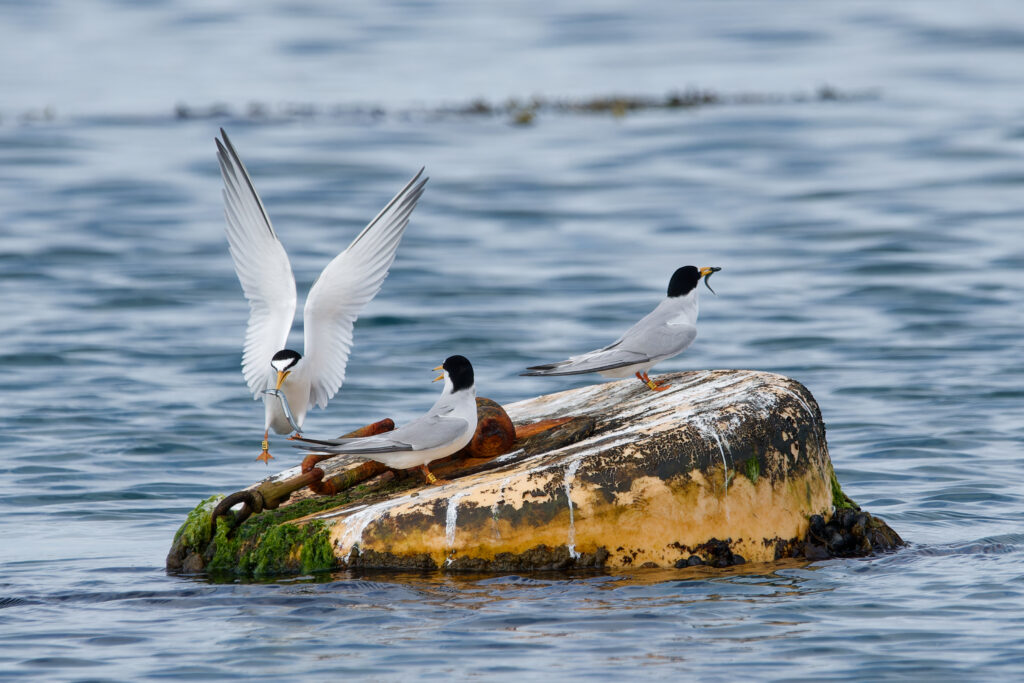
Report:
167,370,902,576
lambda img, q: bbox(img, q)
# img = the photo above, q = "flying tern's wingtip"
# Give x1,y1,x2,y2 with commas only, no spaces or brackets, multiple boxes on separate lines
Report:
406,166,426,184
218,130,243,163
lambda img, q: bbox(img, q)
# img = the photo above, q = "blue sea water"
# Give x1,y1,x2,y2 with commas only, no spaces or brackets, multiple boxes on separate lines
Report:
2,1,1024,680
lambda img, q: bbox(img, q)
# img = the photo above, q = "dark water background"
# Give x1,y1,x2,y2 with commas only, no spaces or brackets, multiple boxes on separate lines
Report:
2,1,1024,679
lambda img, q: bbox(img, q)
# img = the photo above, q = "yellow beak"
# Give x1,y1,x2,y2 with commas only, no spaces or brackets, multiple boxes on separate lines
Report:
699,266,720,278
275,370,290,390
433,364,444,382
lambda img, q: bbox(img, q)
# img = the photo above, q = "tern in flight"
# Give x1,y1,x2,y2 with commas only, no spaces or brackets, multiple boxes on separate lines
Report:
216,128,427,462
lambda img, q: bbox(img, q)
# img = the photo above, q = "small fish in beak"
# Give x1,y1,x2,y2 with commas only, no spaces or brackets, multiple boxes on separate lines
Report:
699,266,722,295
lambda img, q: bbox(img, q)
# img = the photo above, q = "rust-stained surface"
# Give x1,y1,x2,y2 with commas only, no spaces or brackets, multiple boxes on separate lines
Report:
284,369,835,570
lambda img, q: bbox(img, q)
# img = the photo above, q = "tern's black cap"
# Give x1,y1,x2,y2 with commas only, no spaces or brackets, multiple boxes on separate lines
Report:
443,354,474,392
667,266,701,297
271,349,302,370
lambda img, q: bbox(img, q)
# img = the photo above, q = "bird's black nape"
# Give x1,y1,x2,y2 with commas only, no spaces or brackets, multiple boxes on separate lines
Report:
443,354,474,392
271,349,302,371
667,266,701,297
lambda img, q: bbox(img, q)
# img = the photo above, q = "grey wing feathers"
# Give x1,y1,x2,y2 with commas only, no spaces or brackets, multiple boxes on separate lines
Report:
303,415,469,454
312,437,415,454
521,350,651,375
522,314,697,376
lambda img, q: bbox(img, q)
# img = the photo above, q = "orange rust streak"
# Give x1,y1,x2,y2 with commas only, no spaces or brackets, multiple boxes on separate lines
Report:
301,453,330,474
307,468,337,496
313,460,390,496
513,417,575,440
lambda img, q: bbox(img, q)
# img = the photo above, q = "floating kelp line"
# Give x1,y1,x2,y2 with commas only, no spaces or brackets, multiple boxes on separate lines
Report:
4,85,877,128
172,85,877,126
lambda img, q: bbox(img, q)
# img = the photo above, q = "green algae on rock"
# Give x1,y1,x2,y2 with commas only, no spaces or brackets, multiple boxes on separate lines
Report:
830,469,860,510
207,519,334,576
173,494,222,550
166,481,417,575
167,370,903,576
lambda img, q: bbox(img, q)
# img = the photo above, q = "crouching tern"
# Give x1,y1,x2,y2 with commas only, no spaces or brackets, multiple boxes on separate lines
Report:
294,355,478,484
522,266,721,391
216,128,427,463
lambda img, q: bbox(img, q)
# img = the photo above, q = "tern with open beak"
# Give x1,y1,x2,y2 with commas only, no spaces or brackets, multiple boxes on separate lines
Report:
294,355,478,484
216,128,427,462
522,266,720,391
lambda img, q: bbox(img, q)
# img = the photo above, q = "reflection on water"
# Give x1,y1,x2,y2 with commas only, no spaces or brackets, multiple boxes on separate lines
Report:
2,0,1024,679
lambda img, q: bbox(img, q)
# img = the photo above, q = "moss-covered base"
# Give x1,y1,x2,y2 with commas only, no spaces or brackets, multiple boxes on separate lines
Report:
172,495,222,550
166,477,419,576
200,519,332,576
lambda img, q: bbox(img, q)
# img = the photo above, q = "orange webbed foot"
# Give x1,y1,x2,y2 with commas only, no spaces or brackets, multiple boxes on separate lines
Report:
641,372,670,392
256,432,274,464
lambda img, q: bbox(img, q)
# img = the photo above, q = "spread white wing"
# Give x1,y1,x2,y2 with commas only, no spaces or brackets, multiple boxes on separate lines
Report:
216,129,297,397
302,169,428,409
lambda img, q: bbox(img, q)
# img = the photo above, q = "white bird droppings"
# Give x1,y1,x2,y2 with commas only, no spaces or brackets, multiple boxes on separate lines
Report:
445,490,470,549
563,456,584,559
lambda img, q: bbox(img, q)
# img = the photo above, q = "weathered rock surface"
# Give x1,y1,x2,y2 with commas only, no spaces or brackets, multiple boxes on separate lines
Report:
168,370,903,576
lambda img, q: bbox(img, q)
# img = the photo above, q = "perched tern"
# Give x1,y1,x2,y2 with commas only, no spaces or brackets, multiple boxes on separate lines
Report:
216,129,427,462
295,355,478,484
522,266,720,391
